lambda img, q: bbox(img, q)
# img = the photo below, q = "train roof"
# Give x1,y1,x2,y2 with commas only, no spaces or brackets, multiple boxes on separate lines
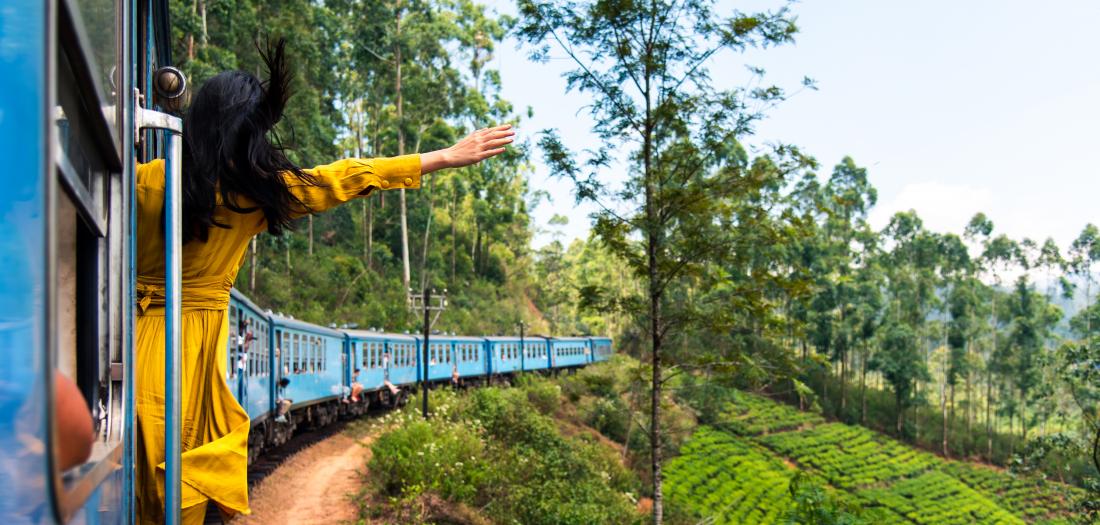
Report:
343,329,418,341
548,336,592,342
229,288,267,315
412,334,486,342
269,314,344,337
483,335,543,341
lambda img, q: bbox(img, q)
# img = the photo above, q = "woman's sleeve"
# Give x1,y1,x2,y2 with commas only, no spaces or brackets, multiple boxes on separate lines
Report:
283,154,421,217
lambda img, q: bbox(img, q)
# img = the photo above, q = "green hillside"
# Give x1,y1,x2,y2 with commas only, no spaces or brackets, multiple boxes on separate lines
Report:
666,391,1084,525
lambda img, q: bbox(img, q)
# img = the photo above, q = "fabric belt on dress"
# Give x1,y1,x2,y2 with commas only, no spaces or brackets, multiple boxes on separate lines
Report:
136,274,235,313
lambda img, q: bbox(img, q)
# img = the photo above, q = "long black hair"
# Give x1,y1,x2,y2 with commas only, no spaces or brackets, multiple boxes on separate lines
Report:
180,38,316,243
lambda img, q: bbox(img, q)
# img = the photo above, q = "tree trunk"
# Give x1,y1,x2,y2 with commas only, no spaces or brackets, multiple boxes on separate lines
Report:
367,198,374,270
860,348,868,424
642,69,662,525
419,173,434,290
966,368,972,451
840,349,847,417
986,371,993,460
896,393,904,436
942,380,949,457
451,183,457,285
395,7,411,292
799,340,808,411
249,236,257,291
199,0,207,44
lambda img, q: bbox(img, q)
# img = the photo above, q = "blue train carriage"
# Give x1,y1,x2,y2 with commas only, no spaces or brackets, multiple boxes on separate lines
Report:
485,336,525,379
0,0,180,522
589,336,613,363
382,333,421,390
227,290,273,424
344,329,414,407
418,335,489,386
521,337,552,372
452,336,491,382
550,337,591,370
270,314,346,430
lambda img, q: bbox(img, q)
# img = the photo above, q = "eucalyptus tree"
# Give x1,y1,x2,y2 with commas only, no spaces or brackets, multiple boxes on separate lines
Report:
340,0,468,291
1069,224,1099,351
872,211,934,437
852,231,884,424
939,233,973,456
515,1,803,521
966,213,1021,458
812,157,877,417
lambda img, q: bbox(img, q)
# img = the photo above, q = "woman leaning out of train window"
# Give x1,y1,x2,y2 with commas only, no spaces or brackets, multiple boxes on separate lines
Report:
132,38,513,524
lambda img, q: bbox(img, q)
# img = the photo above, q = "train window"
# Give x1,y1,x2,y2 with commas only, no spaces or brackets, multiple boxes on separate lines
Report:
282,332,290,374
292,334,300,373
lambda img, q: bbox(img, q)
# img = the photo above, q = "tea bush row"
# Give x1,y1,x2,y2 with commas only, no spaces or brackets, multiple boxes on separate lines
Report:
940,462,1084,524
856,471,1025,525
716,390,824,435
665,427,795,524
760,423,940,488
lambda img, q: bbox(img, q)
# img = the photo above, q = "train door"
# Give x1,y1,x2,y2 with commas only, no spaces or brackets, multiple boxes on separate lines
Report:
47,0,138,522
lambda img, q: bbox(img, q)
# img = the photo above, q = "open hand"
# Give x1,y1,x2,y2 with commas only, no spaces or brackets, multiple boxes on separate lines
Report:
421,124,515,174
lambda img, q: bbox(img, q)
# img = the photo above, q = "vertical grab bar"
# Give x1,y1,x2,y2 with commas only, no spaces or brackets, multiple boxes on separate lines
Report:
137,107,184,525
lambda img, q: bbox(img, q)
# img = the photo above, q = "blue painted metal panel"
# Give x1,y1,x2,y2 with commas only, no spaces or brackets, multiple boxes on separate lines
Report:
589,337,613,363
228,292,273,421
451,337,488,378
521,339,551,371
344,331,392,392
384,336,418,387
485,337,523,375
416,336,456,382
0,0,53,521
551,337,589,368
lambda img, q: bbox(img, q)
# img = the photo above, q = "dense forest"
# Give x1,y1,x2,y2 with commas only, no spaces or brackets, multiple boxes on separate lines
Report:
170,0,1098,523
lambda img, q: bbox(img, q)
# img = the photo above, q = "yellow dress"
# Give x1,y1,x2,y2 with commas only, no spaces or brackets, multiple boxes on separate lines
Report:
134,155,421,524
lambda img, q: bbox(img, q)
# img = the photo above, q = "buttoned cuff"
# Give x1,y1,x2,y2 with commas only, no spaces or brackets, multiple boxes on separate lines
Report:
370,154,421,190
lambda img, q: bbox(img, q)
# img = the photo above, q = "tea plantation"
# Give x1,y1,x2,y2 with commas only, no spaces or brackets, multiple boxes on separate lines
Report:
666,391,1084,524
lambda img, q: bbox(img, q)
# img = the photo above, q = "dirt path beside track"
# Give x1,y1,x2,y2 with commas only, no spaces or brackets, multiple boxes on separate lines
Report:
236,431,374,524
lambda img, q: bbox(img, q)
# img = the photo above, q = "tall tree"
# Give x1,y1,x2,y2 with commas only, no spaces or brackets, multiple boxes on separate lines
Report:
516,1,801,522
940,233,972,456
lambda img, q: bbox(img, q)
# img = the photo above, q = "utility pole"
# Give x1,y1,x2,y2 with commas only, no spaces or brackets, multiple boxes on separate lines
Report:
421,287,430,418
409,287,446,419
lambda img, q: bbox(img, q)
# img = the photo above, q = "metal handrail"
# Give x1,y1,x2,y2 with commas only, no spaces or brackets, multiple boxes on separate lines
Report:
137,106,183,525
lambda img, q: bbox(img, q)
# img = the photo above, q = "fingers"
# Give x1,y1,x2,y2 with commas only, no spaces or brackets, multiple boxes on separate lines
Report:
480,147,507,159
476,124,513,135
484,137,514,149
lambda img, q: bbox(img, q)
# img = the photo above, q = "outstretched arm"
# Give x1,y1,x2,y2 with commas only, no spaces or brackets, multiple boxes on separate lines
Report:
284,124,516,217
420,124,515,174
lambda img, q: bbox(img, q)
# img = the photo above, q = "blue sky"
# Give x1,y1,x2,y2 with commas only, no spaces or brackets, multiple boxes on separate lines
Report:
486,1,1100,251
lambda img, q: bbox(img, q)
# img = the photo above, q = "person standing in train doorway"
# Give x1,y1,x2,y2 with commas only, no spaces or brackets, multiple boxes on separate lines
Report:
133,38,514,524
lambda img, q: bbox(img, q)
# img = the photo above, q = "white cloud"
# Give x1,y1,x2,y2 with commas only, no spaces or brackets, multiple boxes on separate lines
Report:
868,181,993,236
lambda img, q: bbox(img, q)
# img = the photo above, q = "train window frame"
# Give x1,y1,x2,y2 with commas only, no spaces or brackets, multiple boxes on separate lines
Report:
48,0,132,520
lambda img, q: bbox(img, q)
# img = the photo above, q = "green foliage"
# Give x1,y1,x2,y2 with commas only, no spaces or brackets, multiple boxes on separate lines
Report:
859,471,1023,525
514,373,561,415
760,423,940,489
366,384,640,525
665,427,798,525
785,472,876,525
666,384,1083,524
369,415,489,503
717,389,824,436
